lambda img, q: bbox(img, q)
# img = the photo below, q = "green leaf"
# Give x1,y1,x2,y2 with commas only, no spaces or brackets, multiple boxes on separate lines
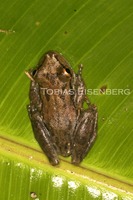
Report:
0,0,133,199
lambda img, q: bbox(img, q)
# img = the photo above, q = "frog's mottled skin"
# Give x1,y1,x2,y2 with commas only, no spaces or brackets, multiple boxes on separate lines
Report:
26,51,98,165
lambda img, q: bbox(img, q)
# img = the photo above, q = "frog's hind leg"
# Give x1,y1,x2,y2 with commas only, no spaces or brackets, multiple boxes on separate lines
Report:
71,104,98,165
27,104,59,165
27,78,59,165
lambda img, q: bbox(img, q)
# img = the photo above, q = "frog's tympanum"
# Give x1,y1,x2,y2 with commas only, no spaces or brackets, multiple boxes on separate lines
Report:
26,51,98,165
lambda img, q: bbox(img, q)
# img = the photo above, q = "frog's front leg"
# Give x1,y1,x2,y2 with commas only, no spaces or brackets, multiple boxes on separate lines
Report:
27,80,59,165
73,64,91,114
71,104,97,164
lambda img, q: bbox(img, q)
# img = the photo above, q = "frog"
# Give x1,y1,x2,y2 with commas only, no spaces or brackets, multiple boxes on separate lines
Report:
25,51,98,165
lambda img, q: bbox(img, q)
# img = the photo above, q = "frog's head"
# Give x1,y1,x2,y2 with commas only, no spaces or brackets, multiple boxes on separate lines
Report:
25,51,75,88
33,51,74,86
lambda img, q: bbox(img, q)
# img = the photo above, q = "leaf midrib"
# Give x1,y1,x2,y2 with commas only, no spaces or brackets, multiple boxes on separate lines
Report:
0,134,133,196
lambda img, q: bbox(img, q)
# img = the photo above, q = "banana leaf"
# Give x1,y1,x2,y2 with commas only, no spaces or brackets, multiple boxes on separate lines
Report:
0,0,133,199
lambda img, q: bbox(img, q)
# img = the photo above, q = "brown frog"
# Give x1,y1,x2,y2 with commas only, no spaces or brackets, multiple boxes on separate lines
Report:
25,51,98,165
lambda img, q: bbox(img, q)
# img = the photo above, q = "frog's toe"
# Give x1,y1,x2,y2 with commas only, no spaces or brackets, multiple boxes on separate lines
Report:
71,157,81,165
49,158,60,166
71,144,85,165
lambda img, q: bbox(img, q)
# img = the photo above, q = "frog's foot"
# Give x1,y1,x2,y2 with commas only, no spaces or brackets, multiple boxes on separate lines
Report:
71,104,98,165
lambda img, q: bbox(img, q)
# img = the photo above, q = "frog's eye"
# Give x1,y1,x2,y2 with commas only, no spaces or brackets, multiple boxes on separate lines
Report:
65,68,71,74
63,68,71,77
56,66,71,80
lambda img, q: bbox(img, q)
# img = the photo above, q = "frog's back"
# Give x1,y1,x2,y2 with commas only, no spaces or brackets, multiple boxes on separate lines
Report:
42,94,77,156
